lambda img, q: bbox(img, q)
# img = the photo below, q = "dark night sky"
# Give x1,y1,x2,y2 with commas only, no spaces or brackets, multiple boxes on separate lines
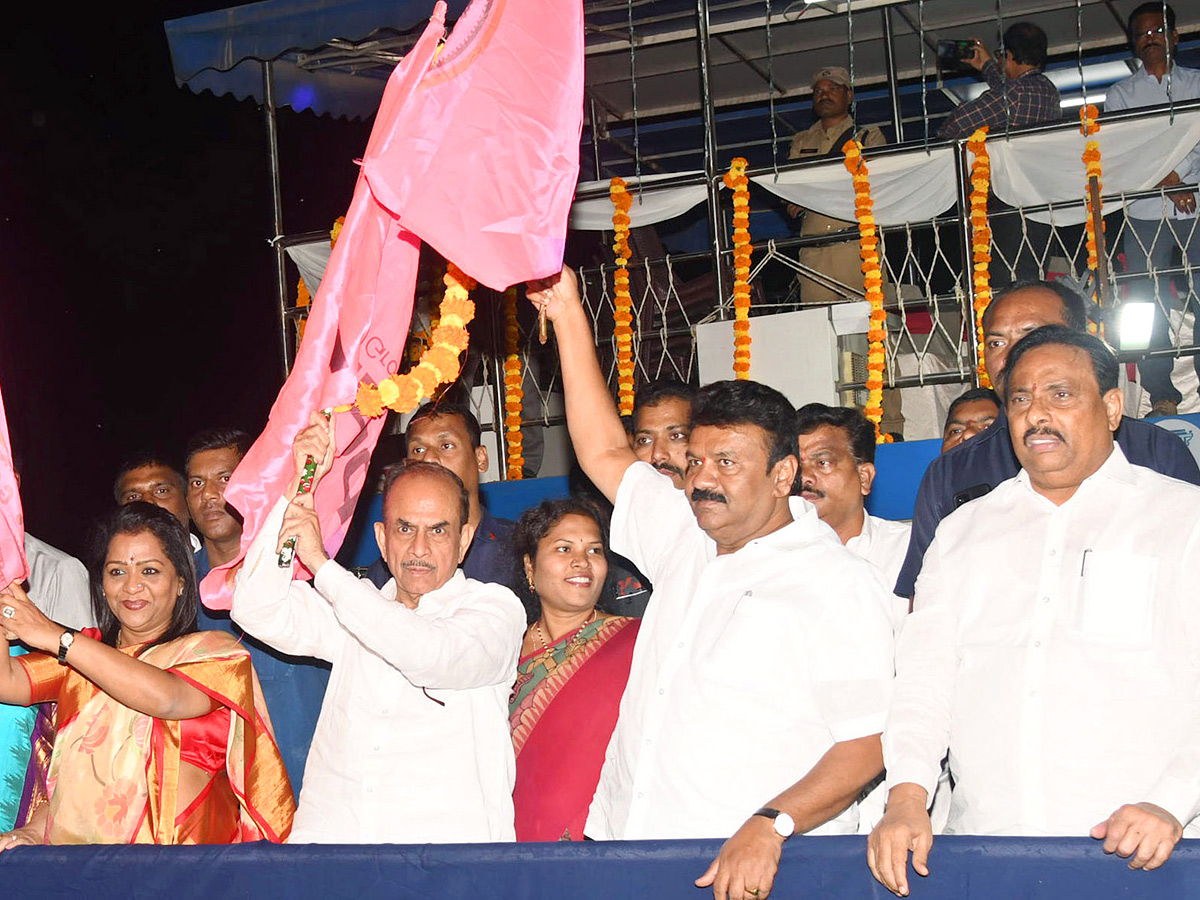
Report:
3,2,373,556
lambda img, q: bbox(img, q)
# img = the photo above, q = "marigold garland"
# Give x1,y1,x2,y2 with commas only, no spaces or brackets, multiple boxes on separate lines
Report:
502,286,525,479
336,263,476,418
1080,105,1104,323
966,127,994,389
842,139,892,444
610,178,635,414
723,158,753,379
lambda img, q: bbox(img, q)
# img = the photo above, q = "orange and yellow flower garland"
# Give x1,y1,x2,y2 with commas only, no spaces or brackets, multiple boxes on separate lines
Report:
966,127,994,389
502,287,525,479
336,263,476,418
610,178,635,415
842,139,891,443
1080,105,1104,288
723,158,753,378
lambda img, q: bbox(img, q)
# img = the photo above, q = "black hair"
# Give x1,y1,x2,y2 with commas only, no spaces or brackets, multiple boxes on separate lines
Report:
380,459,470,529
1128,2,1176,39
794,402,877,465
690,380,798,473
89,502,199,651
1003,324,1119,398
407,402,483,450
634,378,695,418
1003,22,1049,69
510,497,616,626
184,428,252,474
982,279,1090,334
112,452,184,503
944,387,1001,429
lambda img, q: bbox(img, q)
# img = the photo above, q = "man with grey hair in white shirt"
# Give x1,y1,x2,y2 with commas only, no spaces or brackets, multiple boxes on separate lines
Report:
529,268,894,900
869,325,1200,896
232,413,525,844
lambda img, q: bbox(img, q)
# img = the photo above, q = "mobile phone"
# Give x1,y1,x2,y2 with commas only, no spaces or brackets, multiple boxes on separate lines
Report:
937,39,976,63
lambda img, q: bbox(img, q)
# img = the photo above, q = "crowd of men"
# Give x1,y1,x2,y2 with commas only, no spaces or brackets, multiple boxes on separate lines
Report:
6,3,1200,896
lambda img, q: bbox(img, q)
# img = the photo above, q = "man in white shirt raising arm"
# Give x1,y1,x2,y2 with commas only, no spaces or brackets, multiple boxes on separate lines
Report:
868,325,1200,896
527,268,895,900
231,413,525,843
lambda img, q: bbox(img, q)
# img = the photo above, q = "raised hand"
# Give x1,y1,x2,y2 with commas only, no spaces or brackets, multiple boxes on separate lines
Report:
0,581,61,655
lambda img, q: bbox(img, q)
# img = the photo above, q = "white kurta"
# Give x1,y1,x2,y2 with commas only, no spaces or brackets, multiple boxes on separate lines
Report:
846,513,912,629
886,446,1200,835
586,462,895,840
232,497,526,844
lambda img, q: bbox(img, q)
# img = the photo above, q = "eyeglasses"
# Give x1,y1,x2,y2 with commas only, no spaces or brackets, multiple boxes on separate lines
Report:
1134,25,1167,40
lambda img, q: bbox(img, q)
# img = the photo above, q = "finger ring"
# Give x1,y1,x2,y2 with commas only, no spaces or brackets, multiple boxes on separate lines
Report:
747,891,761,897
1,606,13,619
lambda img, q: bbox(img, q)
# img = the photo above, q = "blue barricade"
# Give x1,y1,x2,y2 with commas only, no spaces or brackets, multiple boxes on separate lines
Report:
3,836,1200,899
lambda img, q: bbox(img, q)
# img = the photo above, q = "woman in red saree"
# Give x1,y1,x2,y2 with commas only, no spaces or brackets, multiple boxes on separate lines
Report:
509,498,639,841
0,502,294,848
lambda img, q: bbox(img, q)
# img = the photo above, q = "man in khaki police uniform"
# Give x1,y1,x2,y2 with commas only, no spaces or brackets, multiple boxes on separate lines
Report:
787,67,887,306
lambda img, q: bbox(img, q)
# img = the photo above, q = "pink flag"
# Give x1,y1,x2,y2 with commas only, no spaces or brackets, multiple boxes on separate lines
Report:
202,0,583,608
0,380,27,589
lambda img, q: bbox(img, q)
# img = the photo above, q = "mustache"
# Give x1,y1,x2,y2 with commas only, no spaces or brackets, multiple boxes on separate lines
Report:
690,488,728,504
1023,426,1066,444
654,462,685,478
799,483,825,499
401,559,436,571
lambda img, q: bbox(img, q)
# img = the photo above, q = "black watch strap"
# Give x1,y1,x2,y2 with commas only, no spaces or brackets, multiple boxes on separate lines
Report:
57,629,77,666
754,806,781,820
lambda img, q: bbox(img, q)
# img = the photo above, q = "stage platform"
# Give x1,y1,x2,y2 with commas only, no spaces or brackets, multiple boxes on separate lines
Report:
4,836,1200,899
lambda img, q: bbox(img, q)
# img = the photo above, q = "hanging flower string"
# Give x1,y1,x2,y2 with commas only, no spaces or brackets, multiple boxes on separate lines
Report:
723,157,753,378
335,263,476,418
842,139,891,443
966,127,994,389
1080,104,1104,323
610,178,635,415
502,287,525,479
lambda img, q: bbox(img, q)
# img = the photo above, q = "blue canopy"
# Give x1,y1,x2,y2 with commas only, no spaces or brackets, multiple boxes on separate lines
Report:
164,0,470,119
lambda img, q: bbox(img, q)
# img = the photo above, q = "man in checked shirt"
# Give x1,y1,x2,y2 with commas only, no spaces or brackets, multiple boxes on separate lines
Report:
938,22,1061,139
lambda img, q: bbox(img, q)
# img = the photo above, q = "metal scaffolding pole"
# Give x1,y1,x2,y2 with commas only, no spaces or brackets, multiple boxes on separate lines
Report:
262,60,292,380
696,0,729,318
881,7,905,142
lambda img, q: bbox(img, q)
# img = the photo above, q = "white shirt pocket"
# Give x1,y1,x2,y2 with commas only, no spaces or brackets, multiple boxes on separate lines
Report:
1075,550,1158,646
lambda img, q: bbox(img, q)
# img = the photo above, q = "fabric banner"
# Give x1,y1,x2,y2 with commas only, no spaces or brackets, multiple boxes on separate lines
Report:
986,109,1200,225
753,146,958,227
203,0,584,609
569,172,708,231
0,375,26,589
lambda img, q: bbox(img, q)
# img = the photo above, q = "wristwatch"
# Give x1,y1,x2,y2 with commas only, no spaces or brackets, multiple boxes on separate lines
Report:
754,806,795,839
57,629,76,666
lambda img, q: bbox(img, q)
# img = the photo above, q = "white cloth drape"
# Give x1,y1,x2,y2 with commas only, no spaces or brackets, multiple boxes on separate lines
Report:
986,109,1200,225
751,146,959,226
568,171,709,231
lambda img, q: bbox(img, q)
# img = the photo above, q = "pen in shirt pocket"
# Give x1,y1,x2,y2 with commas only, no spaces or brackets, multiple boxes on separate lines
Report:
1080,548,1092,577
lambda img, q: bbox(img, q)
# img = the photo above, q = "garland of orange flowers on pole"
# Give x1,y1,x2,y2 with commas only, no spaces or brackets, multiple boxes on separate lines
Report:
336,263,476,418
610,178,635,415
502,287,525,479
842,139,891,443
723,158,753,378
1080,104,1105,337
966,127,994,389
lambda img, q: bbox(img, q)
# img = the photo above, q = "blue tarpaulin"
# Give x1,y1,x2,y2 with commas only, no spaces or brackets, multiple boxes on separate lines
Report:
163,0,470,118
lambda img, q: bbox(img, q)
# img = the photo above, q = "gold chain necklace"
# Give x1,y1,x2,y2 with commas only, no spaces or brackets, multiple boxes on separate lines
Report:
533,608,597,654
